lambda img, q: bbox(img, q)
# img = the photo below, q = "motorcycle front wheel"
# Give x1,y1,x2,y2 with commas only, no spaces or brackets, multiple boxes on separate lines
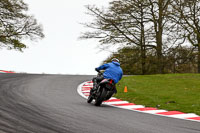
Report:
87,90,94,103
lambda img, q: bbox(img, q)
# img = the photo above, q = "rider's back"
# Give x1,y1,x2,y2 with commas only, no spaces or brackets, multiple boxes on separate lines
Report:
97,61,123,83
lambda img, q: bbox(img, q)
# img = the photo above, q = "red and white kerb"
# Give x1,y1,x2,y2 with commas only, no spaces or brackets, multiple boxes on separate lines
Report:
78,81,200,122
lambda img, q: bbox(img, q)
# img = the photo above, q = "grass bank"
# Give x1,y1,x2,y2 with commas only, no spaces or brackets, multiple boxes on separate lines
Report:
115,74,200,115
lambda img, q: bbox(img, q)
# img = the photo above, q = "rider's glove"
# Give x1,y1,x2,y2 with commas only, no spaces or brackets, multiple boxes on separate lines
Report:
95,68,99,72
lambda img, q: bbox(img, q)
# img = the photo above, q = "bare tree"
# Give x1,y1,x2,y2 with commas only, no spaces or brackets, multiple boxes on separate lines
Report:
146,0,174,73
171,0,200,72
0,0,44,51
80,0,187,74
80,0,153,74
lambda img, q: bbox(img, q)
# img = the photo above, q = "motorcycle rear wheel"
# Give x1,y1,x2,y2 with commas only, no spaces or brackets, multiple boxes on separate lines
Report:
94,87,107,106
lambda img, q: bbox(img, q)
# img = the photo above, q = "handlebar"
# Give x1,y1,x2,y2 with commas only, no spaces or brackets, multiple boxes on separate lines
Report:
95,69,100,73
95,68,104,75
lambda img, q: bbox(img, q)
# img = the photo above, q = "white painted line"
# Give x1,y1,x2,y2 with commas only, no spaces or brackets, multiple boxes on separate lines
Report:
83,92,90,94
104,101,129,105
110,97,117,100
144,110,168,114
84,83,93,86
119,105,145,109
168,113,199,119
82,90,90,93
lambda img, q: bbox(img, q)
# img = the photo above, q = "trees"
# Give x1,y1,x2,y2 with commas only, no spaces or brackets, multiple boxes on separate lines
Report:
165,46,197,73
147,0,173,73
80,0,200,74
103,46,145,75
171,0,200,72
80,0,153,74
0,0,44,51
80,0,177,74
104,46,197,75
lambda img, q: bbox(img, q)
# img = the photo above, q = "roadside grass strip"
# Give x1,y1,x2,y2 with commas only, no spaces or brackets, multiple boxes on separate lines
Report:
77,81,200,123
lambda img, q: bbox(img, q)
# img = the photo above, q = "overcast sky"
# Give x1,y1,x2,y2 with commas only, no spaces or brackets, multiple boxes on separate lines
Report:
0,0,115,75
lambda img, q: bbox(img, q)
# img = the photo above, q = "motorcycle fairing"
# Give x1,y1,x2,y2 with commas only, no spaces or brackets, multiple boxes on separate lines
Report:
99,79,115,90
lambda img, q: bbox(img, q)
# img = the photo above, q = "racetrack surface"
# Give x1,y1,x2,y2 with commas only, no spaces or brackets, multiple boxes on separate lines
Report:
0,73,200,133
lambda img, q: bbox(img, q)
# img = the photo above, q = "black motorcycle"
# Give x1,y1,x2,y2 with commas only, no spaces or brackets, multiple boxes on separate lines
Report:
87,71,116,106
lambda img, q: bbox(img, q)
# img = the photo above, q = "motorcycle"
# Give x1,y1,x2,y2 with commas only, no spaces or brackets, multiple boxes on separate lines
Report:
87,70,116,106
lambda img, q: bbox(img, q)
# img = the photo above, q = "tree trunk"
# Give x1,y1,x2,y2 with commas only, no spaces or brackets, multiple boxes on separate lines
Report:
141,45,146,75
156,38,164,74
156,0,164,74
198,38,200,73
140,4,146,75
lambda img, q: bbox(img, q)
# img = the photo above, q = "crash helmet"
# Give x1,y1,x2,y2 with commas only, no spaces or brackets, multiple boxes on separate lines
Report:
111,58,119,63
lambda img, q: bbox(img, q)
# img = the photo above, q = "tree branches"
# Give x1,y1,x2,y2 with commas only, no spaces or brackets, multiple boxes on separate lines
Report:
0,0,44,51
80,0,200,73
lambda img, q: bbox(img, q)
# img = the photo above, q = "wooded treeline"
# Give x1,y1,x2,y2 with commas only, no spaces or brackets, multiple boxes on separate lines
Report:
104,45,198,75
80,0,200,74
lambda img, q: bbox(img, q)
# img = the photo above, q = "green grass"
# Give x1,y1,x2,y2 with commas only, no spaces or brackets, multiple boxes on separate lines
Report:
115,74,200,115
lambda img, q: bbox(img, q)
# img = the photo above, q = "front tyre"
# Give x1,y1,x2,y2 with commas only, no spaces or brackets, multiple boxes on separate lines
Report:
87,94,93,103
87,90,94,103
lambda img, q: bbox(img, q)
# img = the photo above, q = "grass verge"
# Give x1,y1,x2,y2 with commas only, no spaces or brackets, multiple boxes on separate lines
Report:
115,74,200,115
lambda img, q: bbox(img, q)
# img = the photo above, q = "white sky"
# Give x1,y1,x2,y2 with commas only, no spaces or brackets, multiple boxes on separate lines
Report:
0,0,115,75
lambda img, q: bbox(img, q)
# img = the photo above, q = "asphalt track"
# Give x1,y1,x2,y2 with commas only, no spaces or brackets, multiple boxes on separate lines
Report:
0,73,200,133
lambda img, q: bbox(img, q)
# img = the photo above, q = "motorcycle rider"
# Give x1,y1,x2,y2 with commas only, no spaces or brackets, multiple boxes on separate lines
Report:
92,58,123,94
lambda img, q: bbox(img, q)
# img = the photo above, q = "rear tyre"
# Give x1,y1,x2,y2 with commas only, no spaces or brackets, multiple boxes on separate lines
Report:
105,91,114,100
94,87,107,106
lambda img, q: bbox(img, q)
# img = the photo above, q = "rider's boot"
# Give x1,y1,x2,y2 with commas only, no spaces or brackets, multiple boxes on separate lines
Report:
91,78,98,92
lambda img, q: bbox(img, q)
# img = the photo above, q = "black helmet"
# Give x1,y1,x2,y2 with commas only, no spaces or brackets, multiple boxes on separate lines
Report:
112,58,119,63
